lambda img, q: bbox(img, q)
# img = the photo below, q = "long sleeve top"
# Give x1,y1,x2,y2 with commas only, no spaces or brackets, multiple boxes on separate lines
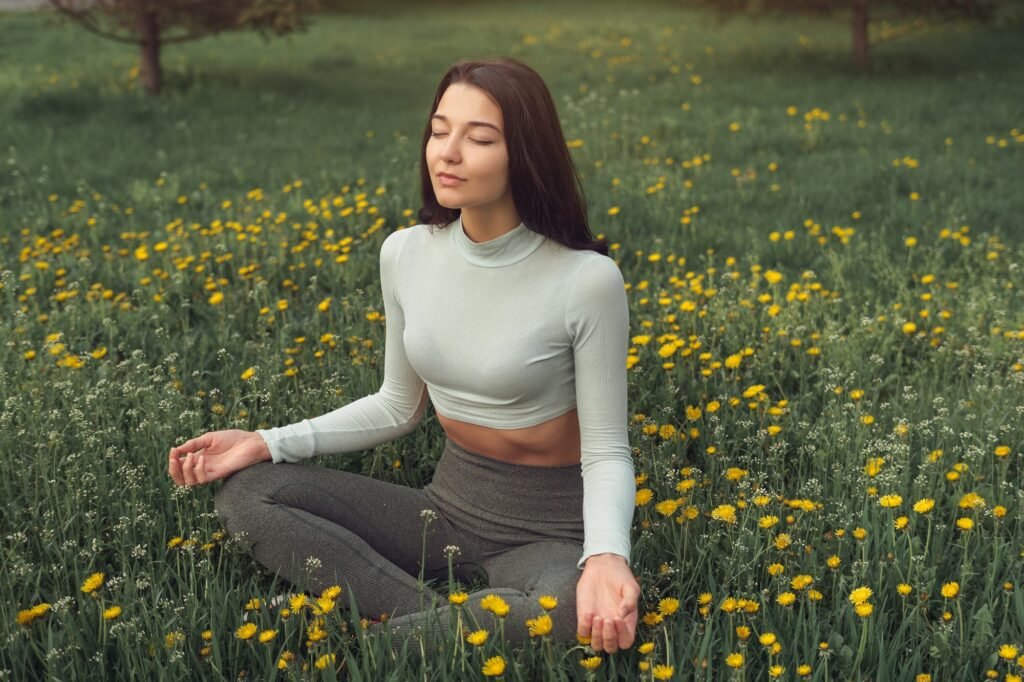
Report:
255,214,635,569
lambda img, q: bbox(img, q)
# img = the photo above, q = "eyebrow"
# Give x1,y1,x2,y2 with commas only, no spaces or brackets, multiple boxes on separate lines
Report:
431,114,503,135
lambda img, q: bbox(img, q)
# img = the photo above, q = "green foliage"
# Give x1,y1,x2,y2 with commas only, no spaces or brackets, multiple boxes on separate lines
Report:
1,0,1022,678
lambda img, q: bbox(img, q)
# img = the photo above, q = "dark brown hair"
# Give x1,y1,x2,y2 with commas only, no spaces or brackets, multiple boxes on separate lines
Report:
417,57,609,256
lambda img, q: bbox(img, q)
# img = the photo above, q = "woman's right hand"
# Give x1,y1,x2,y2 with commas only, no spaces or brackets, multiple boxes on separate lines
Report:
168,429,272,487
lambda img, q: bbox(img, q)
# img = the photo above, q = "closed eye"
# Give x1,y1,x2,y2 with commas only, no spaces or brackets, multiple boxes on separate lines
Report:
430,132,493,145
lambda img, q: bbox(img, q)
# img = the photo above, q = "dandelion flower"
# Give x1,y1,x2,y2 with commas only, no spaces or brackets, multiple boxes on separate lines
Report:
849,586,873,605
653,664,675,679
235,623,258,640
941,582,959,599
81,572,104,594
16,603,51,626
726,652,744,668
711,504,737,524
878,494,902,508
258,629,277,643
314,653,335,670
760,632,777,646
538,595,558,610
579,656,602,670
466,629,489,646
482,655,506,677
658,597,680,615
638,641,655,654
448,591,469,605
526,613,553,637
999,644,1019,660
103,605,122,620
913,498,934,514
854,602,873,617
321,585,342,600
635,488,654,506
479,594,510,618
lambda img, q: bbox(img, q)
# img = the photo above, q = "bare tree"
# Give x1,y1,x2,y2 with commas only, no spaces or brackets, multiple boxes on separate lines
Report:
47,0,320,94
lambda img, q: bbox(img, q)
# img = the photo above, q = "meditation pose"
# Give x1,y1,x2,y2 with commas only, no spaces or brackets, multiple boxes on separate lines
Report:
167,56,640,659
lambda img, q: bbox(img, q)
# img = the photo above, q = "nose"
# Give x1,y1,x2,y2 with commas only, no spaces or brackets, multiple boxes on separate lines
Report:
439,135,461,164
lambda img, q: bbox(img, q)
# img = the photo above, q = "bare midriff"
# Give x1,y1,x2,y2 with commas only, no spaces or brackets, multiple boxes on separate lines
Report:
436,406,582,467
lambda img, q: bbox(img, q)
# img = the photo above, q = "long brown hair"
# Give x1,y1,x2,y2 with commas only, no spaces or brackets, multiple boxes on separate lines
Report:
417,57,609,256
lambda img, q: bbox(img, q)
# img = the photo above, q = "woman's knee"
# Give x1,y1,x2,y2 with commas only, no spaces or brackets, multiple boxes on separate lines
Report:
213,462,277,532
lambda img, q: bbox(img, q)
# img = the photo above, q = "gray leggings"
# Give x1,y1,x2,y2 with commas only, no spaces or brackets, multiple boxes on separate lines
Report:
213,436,585,656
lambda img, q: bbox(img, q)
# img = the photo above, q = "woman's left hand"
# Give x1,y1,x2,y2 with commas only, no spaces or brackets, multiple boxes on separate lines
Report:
576,553,641,653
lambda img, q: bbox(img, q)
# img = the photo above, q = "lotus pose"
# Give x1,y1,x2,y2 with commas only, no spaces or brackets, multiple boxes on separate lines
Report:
168,56,640,658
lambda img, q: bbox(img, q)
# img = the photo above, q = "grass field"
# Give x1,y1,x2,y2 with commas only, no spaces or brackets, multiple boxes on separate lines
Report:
1,0,1023,679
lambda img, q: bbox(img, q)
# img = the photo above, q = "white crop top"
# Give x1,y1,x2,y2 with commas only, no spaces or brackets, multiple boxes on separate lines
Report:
255,214,635,569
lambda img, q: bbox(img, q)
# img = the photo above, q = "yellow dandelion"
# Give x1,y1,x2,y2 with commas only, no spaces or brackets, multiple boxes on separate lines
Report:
235,623,258,640
849,587,873,605
258,629,277,644
81,572,105,594
854,602,873,617
913,498,935,514
760,632,777,646
526,613,553,637
726,652,745,668
449,591,469,605
321,585,342,600
479,594,510,618
638,641,655,654
482,655,506,677
658,597,680,615
999,644,1019,660
711,504,737,524
102,605,122,620
653,664,675,679
941,582,959,598
878,494,902,508
466,629,489,646
538,595,558,610
314,653,335,670
579,656,602,670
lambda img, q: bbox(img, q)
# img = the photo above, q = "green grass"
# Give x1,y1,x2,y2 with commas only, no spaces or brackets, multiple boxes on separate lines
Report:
1,1,1023,679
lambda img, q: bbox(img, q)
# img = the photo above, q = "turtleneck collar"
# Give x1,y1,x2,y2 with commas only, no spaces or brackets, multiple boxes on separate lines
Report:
449,213,546,268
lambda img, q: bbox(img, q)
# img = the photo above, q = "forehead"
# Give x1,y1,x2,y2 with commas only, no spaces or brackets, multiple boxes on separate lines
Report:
433,83,503,131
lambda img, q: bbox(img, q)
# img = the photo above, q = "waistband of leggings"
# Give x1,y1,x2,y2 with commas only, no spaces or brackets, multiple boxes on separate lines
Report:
439,436,582,479
425,438,585,518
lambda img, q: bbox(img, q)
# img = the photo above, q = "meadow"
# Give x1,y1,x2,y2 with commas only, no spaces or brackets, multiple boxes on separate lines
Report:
1,0,1023,679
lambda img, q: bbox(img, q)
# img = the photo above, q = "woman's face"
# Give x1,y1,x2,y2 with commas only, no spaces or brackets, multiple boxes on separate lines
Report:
426,83,511,211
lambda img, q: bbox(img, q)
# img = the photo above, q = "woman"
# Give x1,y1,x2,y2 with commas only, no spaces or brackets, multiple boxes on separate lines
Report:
167,56,640,658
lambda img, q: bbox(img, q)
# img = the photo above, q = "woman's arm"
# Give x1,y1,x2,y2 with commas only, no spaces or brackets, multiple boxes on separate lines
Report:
565,255,635,569
255,229,429,463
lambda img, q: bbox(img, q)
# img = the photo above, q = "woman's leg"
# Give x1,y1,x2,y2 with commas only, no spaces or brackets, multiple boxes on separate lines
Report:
373,540,583,653
213,462,482,621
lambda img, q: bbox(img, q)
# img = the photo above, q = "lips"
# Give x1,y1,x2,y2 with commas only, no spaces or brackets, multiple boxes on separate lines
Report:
438,172,464,181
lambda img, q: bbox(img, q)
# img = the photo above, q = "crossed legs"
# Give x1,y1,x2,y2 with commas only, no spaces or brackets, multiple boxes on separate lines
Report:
213,461,582,656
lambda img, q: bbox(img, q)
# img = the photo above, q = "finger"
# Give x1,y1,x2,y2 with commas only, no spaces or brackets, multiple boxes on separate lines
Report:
617,617,632,649
602,617,617,653
177,434,212,456
168,451,184,486
182,453,197,486
590,616,603,651
193,453,206,485
577,609,594,641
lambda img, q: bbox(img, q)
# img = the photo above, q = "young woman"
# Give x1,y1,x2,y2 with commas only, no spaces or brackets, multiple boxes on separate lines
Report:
167,56,640,658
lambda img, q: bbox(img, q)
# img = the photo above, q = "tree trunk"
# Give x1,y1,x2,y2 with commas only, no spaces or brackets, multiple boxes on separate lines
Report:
851,0,869,69
137,8,161,94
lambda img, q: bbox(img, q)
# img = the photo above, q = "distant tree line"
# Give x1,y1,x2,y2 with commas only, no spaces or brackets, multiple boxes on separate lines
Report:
678,0,1014,68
